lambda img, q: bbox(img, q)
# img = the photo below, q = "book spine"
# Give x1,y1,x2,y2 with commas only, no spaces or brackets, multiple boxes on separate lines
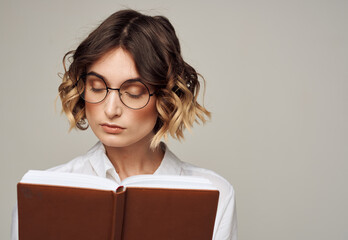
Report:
110,192,117,240
112,187,126,240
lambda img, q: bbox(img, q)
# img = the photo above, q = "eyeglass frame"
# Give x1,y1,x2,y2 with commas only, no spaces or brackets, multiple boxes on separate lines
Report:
76,72,156,110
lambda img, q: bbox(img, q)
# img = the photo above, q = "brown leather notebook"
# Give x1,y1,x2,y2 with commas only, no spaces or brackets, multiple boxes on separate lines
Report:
17,171,219,240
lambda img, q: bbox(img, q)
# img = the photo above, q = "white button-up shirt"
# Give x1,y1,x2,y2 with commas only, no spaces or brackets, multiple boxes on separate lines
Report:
12,142,237,240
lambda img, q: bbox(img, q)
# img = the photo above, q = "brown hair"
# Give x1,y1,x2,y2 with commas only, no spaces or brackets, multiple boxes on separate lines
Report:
59,9,211,148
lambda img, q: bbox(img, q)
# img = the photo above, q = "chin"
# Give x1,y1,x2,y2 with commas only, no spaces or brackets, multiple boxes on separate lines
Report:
97,134,137,148
97,132,154,149
99,136,131,148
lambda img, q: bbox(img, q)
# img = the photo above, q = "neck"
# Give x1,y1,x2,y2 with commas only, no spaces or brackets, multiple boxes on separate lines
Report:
103,136,164,181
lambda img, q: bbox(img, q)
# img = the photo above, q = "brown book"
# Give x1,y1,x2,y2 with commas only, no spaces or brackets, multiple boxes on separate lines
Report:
17,171,219,240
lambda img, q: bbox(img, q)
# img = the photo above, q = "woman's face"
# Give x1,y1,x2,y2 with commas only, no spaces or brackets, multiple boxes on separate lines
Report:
85,48,158,148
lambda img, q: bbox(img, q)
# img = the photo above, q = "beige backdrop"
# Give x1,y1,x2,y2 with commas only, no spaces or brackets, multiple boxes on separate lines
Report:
1,0,347,239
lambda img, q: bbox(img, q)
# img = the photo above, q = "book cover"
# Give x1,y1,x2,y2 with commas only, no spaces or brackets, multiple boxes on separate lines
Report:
17,171,219,240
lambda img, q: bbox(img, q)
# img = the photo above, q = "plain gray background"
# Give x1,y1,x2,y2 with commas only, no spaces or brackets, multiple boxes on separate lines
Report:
1,0,347,239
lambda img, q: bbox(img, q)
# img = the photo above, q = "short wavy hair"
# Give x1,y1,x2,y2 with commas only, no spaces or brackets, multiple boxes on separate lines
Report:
58,9,211,149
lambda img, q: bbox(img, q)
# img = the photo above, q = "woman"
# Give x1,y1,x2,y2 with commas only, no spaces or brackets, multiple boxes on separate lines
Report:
12,9,237,240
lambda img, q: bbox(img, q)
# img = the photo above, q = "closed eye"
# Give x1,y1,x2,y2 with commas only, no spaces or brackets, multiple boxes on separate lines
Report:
124,92,143,99
90,87,105,93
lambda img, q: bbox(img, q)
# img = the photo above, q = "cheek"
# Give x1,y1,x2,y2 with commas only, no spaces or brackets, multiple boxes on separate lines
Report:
132,100,158,126
85,102,101,123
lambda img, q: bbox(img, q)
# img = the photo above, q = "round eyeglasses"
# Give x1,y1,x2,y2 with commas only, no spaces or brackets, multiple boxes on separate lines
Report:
76,73,155,110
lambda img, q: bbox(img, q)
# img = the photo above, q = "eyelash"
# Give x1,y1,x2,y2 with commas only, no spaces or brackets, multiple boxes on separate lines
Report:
124,92,142,99
90,87,105,93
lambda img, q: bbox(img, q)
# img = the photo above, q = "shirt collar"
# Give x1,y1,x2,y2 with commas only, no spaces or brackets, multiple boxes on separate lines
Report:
87,142,111,178
87,141,183,179
154,142,183,175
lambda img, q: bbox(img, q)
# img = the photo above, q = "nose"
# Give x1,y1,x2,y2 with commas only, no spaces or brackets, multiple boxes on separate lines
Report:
103,90,123,119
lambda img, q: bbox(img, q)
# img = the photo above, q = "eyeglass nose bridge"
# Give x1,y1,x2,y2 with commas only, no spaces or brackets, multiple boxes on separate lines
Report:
105,86,124,101
106,86,121,94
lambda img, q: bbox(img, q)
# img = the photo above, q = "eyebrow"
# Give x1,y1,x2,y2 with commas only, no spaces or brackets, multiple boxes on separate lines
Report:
86,71,142,84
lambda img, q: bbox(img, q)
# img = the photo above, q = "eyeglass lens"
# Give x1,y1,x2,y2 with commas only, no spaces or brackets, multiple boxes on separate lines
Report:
78,75,151,109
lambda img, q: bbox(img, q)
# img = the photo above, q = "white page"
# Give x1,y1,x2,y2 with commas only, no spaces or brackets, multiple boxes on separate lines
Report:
20,170,217,191
121,174,217,190
20,170,118,191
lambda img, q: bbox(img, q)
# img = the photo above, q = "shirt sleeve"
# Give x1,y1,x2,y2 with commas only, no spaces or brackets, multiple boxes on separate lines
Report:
11,203,18,240
213,184,238,240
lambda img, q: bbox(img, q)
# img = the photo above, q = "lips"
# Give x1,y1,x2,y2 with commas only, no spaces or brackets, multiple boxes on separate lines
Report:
100,123,125,134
